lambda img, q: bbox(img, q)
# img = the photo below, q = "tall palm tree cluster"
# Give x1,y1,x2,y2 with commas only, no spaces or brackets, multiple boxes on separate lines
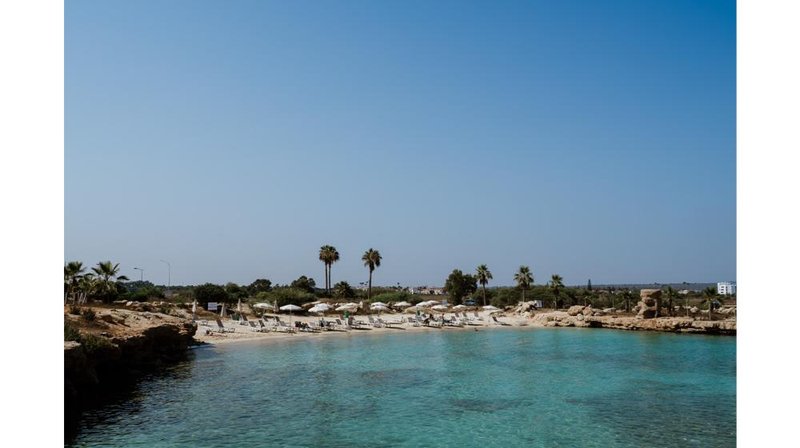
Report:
472,264,566,309
64,261,128,304
318,245,340,295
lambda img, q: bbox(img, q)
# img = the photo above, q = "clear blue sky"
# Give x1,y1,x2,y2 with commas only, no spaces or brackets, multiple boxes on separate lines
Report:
65,0,736,287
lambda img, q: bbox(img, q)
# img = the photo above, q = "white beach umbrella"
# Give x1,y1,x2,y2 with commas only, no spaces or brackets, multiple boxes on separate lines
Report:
237,298,242,313
452,304,467,310
370,302,389,308
220,302,227,318
253,302,273,309
336,304,358,312
192,300,197,320
431,304,448,311
394,301,412,308
279,304,303,326
371,303,389,315
309,304,330,314
482,305,500,311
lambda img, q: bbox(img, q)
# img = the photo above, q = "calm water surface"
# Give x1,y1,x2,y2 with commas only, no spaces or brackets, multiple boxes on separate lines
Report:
68,328,736,447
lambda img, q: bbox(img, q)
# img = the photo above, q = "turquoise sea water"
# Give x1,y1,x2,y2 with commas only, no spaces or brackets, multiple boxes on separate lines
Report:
68,328,736,447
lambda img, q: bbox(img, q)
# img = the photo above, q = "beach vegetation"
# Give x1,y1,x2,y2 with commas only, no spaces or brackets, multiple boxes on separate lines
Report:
265,287,316,308
225,282,249,302
80,333,114,355
64,321,81,342
514,266,534,303
475,265,493,307
362,248,382,301
247,278,272,295
91,261,130,303
549,274,565,309
319,245,340,296
193,283,229,305
68,304,83,315
443,269,478,305
333,281,356,299
290,276,317,293
81,308,97,322
371,290,412,304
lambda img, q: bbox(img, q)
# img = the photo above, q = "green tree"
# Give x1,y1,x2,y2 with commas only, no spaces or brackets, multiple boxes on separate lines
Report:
91,261,129,303
444,269,478,305
193,283,228,306
248,278,272,295
225,282,248,302
549,274,565,309
290,275,316,293
64,261,86,304
362,248,382,301
475,264,493,307
333,281,356,299
318,245,341,295
621,289,635,312
702,286,718,319
514,266,534,303
664,286,679,317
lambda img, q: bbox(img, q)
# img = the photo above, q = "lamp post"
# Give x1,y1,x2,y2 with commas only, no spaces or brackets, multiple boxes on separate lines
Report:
133,267,143,282
160,260,171,288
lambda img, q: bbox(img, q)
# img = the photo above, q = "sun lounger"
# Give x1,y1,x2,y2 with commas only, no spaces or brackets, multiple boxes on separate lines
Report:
368,316,383,328
491,315,510,326
214,318,235,333
472,311,485,322
274,320,296,333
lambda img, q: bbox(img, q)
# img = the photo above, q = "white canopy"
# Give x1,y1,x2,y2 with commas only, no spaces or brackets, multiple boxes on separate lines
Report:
431,304,448,311
452,304,467,310
482,305,500,311
308,304,331,313
371,304,390,311
370,302,389,308
279,304,303,312
336,304,358,312
393,301,412,308
253,302,273,309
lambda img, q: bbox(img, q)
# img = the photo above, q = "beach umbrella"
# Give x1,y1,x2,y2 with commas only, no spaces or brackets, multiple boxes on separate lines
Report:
482,305,500,311
371,303,389,315
237,298,242,312
279,304,303,325
220,302,227,318
336,304,357,312
253,302,272,309
370,302,389,308
452,304,467,310
192,300,197,321
309,304,330,314
431,304,448,311
394,301,412,309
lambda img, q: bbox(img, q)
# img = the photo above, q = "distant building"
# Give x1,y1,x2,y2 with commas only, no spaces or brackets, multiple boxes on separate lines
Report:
410,286,445,295
717,282,736,295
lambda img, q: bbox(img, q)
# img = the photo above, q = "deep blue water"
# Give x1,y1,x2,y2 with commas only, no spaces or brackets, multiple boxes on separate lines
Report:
68,328,736,447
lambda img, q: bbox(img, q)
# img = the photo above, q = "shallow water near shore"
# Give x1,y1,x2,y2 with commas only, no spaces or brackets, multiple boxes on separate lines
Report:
68,328,736,447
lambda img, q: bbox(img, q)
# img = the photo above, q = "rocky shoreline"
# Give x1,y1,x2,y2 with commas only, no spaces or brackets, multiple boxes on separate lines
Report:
64,308,196,438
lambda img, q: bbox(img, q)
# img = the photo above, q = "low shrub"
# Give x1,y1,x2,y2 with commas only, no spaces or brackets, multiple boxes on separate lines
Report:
80,333,113,355
64,321,81,342
81,308,97,322
68,304,82,315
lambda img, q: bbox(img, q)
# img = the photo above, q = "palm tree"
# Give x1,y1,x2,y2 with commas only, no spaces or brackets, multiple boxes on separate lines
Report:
702,286,718,320
319,245,333,294
549,274,564,309
622,289,634,313
328,246,340,295
664,286,679,316
475,264,493,307
91,261,129,301
361,248,382,302
514,266,533,303
64,261,85,304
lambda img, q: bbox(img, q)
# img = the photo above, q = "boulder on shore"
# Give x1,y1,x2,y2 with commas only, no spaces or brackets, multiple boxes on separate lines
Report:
637,289,662,319
567,305,584,316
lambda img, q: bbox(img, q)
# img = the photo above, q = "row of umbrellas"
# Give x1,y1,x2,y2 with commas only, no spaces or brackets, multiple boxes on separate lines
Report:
239,301,502,314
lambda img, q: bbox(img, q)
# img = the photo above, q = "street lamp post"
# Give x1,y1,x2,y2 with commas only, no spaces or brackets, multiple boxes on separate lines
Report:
133,267,143,282
160,260,171,288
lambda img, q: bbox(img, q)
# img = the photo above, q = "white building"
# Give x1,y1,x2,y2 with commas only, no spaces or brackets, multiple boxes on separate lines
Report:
717,282,736,295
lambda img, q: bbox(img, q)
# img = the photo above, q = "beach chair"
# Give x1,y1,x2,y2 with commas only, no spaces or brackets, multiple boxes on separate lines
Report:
407,316,421,327
472,311,484,322
274,319,296,333
214,318,236,333
334,318,350,331
368,316,383,328
258,319,272,332
491,315,511,326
